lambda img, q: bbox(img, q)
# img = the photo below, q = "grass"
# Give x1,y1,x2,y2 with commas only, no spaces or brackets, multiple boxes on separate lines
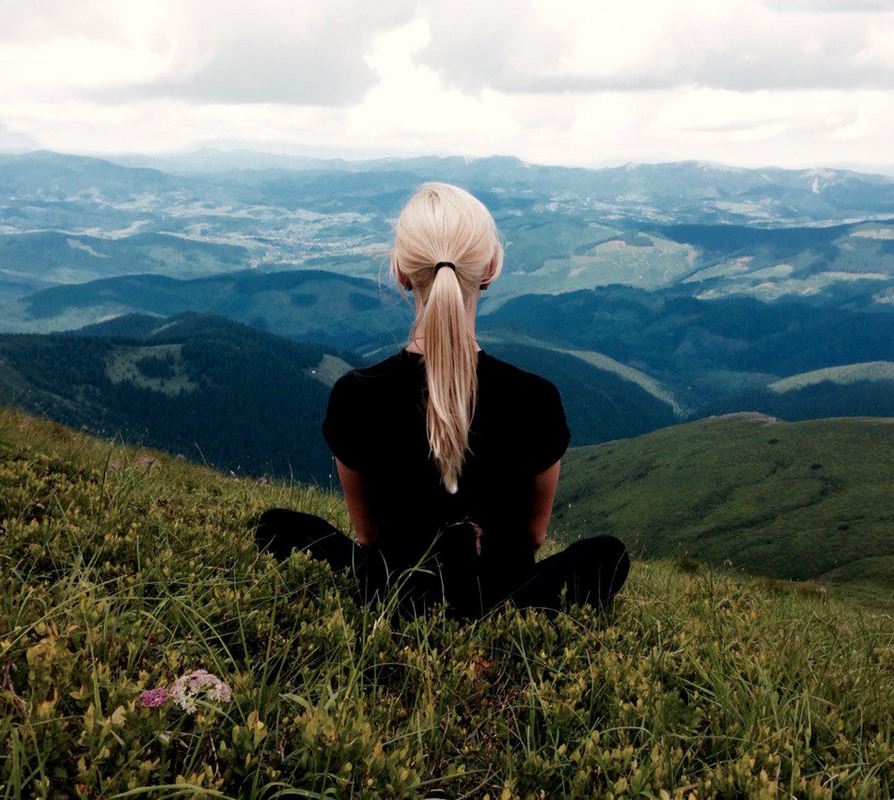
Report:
1,408,893,798
308,355,354,389
768,362,894,393
553,415,894,600
105,345,198,396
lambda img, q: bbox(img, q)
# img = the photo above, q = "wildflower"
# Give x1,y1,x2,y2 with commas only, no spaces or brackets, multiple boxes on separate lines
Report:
139,687,170,708
171,669,232,714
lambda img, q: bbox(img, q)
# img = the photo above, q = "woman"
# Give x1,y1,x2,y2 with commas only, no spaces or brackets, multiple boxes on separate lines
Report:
255,182,629,619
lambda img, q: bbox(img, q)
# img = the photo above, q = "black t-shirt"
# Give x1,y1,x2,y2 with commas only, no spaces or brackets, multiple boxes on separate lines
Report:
322,349,570,568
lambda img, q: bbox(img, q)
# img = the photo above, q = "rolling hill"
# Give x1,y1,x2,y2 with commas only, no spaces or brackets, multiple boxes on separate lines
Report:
9,272,894,423
693,362,894,422
483,285,894,406
0,269,413,352
0,230,250,291
0,312,686,475
0,313,359,482
552,414,894,593
481,341,678,444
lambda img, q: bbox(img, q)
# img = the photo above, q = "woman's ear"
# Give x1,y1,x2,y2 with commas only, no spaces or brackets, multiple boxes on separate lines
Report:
396,269,412,291
479,254,499,291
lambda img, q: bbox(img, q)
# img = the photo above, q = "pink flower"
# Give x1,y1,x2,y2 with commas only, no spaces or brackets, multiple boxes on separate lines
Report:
139,687,170,708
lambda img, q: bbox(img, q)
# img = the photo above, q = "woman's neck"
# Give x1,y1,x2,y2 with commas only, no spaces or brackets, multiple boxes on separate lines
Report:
405,337,482,354
407,295,480,355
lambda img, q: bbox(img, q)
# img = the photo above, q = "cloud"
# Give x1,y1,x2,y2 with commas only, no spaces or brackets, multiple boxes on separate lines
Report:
768,0,894,12
0,0,415,106
0,0,892,171
415,0,894,93
0,120,40,151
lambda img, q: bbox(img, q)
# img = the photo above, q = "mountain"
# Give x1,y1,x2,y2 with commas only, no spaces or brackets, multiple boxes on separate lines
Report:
483,285,894,407
0,310,685,472
650,220,894,307
4,149,894,427
4,151,894,312
693,362,894,421
0,313,360,482
6,214,894,314
9,273,894,419
0,269,412,352
553,414,894,590
104,150,894,224
0,231,249,290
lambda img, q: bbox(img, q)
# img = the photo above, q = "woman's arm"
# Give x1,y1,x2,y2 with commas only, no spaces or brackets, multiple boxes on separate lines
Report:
335,458,380,545
528,460,561,550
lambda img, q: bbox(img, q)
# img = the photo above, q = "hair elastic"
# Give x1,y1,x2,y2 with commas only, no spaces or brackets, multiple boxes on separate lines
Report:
434,261,456,273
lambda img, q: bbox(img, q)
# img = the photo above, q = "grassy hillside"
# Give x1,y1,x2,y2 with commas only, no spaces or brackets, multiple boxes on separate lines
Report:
0,313,357,483
657,220,894,307
553,414,894,594
768,361,894,392
1,409,893,797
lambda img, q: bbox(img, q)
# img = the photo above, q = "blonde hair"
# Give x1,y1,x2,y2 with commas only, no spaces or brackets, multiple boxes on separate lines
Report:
390,182,504,494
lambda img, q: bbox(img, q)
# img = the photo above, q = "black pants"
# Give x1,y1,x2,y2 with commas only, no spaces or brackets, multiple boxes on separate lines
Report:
253,508,630,620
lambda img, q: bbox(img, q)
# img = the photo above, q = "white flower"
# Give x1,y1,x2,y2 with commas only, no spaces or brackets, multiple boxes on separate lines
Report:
171,669,232,714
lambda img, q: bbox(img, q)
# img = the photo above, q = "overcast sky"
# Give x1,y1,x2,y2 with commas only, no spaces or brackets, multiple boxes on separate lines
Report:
1,0,894,171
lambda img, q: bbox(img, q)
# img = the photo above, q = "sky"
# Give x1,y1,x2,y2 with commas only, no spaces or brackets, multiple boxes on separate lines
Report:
1,0,894,171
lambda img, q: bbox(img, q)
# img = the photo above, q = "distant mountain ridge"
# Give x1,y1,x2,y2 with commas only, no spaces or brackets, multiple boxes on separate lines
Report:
103,149,894,223
0,269,412,352
4,149,894,312
5,149,894,227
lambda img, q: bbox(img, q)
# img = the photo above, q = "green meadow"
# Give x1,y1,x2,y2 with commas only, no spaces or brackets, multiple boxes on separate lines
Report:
1,408,893,798
553,414,894,600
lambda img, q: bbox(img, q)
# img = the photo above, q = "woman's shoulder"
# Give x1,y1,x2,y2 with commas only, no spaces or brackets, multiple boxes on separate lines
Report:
323,350,420,461
476,351,570,470
331,349,421,396
478,351,561,395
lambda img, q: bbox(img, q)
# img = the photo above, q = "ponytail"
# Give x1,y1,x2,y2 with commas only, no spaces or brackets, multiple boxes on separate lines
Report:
391,182,504,494
421,266,478,494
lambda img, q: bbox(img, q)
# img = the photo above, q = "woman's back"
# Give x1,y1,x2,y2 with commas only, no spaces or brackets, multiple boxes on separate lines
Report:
323,348,570,570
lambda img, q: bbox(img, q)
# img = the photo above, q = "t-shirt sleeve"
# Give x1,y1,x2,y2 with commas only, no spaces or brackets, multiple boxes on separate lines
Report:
321,372,368,470
526,377,571,474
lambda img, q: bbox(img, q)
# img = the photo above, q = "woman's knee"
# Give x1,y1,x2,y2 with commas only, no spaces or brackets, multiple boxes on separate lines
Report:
566,535,631,601
254,508,337,557
566,534,629,565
